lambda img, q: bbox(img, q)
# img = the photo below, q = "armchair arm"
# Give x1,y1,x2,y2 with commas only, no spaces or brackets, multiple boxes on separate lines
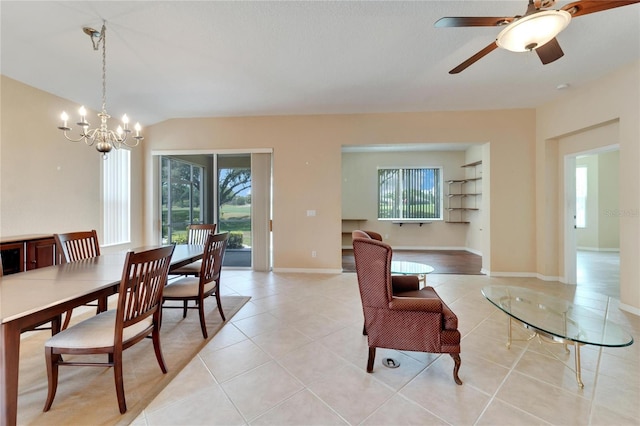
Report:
389,296,442,312
391,275,420,293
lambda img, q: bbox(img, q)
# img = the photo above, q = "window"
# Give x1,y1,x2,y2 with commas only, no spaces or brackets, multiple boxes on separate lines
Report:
378,167,443,221
576,166,587,228
103,148,131,246
161,157,204,244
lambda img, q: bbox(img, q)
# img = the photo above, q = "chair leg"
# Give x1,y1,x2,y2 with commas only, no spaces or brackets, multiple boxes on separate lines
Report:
51,315,62,335
43,347,60,412
198,297,208,339
61,309,73,331
182,300,188,318
214,291,226,322
366,347,376,373
152,327,168,374
97,295,108,313
450,353,463,385
113,350,127,414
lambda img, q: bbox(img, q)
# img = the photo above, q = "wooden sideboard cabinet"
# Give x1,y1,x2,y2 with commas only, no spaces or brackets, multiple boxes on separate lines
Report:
0,234,57,275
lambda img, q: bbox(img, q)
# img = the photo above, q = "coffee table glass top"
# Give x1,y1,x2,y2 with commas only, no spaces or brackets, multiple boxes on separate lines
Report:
481,286,634,348
391,261,434,275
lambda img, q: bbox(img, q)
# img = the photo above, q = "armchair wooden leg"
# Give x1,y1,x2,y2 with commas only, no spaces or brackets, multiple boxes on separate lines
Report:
450,353,462,385
182,300,188,318
366,347,376,373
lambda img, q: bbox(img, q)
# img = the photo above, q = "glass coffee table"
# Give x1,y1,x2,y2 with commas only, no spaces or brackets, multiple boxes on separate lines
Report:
481,285,634,388
391,261,434,287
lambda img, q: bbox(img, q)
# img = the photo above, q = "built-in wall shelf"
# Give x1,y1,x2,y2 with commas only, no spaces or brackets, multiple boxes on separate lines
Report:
342,219,367,247
446,161,482,223
392,221,432,227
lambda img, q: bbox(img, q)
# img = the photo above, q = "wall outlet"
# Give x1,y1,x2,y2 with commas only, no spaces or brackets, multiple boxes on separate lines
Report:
311,250,317,258
306,210,316,217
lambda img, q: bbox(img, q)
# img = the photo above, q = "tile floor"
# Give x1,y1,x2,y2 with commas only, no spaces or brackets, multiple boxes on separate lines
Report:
131,269,639,426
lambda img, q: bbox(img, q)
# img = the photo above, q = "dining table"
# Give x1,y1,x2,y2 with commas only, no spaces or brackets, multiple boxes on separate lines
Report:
0,243,205,426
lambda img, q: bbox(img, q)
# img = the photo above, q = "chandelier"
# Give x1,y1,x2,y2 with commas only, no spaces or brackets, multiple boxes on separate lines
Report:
57,23,142,159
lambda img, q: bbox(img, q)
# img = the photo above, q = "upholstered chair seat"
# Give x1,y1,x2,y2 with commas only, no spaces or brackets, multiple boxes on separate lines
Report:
44,311,153,349
163,276,218,298
172,260,202,275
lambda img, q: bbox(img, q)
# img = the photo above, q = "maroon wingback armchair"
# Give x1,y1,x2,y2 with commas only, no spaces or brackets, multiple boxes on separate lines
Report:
351,230,383,241
352,236,462,385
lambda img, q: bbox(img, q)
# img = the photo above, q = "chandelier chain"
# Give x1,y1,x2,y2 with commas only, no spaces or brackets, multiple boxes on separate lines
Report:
101,24,107,114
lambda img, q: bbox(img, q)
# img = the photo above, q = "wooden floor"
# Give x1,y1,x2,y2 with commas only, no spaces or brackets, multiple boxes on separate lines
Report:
344,249,619,297
342,249,483,275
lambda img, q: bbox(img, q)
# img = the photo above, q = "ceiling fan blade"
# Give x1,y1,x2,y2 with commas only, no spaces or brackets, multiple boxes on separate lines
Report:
561,0,640,17
536,38,564,64
435,16,515,27
449,42,499,74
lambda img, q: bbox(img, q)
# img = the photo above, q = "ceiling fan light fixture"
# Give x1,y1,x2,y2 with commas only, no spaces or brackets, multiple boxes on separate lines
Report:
496,10,571,52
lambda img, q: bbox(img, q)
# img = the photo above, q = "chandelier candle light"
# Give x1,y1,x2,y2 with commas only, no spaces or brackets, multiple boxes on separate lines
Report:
58,23,142,159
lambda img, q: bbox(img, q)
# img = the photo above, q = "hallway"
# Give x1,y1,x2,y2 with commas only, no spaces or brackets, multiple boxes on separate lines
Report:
577,250,620,298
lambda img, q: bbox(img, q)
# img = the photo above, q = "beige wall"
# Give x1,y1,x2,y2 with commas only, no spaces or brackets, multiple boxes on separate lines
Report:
0,76,145,252
536,60,640,312
144,110,535,274
3,60,637,312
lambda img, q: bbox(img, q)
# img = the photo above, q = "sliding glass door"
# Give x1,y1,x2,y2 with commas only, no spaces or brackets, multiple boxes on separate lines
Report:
217,154,252,267
158,151,271,270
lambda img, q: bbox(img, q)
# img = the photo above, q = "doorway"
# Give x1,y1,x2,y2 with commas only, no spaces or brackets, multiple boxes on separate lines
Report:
565,148,620,297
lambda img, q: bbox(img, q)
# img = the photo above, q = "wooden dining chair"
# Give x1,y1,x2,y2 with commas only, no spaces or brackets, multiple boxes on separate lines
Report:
54,230,102,330
163,232,229,338
43,245,175,415
171,223,216,277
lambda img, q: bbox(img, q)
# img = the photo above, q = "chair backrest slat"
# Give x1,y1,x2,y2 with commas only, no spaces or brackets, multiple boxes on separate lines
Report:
200,233,229,292
117,245,175,330
187,224,216,245
54,230,101,263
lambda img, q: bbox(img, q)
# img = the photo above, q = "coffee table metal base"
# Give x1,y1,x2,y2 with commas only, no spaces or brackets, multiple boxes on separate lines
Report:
506,316,585,388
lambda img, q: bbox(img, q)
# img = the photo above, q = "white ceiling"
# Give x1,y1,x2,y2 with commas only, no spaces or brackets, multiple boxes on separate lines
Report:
1,1,639,126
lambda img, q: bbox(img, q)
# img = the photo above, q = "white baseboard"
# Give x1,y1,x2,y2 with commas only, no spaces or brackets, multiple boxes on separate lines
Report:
619,303,640,316
485,271,538,278
392,246,469,251
343,246,483,256
577,247,620,252
484,271,563,281
273,268,343,274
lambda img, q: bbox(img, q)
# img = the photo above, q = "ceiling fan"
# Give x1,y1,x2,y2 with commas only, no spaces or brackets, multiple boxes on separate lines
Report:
435,0,640,74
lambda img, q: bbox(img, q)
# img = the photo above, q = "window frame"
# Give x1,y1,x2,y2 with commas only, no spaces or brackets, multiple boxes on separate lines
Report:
576,165,588,229
160,156,205,244
377,166,444,222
